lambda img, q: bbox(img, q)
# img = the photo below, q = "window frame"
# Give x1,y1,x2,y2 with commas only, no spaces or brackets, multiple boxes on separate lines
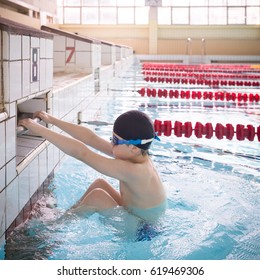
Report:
59,0,260,25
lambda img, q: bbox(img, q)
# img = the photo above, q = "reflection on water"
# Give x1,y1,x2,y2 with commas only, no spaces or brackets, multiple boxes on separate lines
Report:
3,72,260,260
4,144,260,260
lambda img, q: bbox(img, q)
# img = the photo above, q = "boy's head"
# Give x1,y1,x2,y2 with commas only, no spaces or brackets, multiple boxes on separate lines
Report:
113,110,156,151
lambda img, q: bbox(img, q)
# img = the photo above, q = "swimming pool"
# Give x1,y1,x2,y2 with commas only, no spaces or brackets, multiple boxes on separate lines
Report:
3,64,260,260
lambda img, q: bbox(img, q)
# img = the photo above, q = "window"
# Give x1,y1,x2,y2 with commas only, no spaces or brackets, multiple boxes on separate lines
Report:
158,7,171,24
117,0,135,6
172,8,189,24
100,0,117,6
246,0,260,5
227,0,246,5
208,0,227,6
246,0,260,6
190,0,209,6
82,7,99,24
246,6,260,23
228,7,245,24
162,0,171,6
135,7,149,24
60,0,148,24
190,7,208,24
64,7,81,23
82,0,98,6
59,0,260,25
209,7,227,24
100,7,117,24
64,0,81,6
135,0,145,6
118,7,135,24
171,0,190,6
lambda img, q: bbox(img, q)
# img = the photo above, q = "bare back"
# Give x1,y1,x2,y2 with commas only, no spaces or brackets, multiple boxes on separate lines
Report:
119,156,166,209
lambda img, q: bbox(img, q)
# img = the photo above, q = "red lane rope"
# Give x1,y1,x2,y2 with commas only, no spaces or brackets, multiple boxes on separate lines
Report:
138,88,260,102
142,71,260,80
142,68,260,74
142,63,260,73
143,76,260,87
154,120,260,142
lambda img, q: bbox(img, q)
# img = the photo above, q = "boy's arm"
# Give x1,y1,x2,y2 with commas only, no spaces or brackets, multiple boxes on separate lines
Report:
34,111,113,156
18,118,133,182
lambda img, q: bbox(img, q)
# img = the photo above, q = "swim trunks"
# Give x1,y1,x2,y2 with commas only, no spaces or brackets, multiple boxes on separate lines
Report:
126,200,168,223
136,221,162,241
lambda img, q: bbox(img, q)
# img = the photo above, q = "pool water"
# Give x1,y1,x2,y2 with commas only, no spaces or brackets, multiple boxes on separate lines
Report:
3,64,260,260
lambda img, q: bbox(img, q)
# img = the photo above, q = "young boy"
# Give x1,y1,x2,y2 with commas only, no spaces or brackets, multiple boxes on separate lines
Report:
19,110,167,223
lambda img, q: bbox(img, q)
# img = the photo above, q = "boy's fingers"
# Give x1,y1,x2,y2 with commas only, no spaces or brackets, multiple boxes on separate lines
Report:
33,111,42,118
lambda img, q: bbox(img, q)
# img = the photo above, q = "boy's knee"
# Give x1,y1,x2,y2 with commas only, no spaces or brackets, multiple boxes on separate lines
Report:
81,188,118,210
94,178,107,185
89,188,107,198
88,178,109,193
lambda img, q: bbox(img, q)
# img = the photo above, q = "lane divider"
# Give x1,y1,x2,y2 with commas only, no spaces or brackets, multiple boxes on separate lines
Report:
142,71,260,80
143,76,260,87
154,120,260,142
138,88,260,102
142,63,260,73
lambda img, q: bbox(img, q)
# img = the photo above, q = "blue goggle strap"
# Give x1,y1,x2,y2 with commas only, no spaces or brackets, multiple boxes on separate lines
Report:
117,134,160,145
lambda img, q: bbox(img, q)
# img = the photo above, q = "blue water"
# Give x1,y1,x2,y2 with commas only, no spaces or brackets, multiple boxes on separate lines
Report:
2,65,260,260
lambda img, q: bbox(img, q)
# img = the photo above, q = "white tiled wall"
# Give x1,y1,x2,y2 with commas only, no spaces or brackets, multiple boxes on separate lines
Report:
0,121,5,169
3,33,53,101
75,51,92,72
5,158,16,186
54,51,66,70
111,46,116,65
0,24,55,242
92,43,102,69
10,61,22,100
116,46,122,61
114,61,123,76
22,60,30,97
2,31,9,60
29,157,39,197
22,36,30,60
53,35,65,52
38,148,48,187
0,190,5,238
46,58,53,89
18,167,30,211
4,99,15,119
5,117,16,162
5,178,19,228
100,65,114,93
101,44,112,66
0,21,134,255
0,166,5,192
53,35,94,74
10,34,22,60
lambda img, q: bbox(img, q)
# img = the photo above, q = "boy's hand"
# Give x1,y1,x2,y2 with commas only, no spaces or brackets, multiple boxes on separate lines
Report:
18,118,43,135
33,111,54,124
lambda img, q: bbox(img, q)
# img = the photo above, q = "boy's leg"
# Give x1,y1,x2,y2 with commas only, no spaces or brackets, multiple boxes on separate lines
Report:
71,188,119,213
77,178,121,205
70,178,121,213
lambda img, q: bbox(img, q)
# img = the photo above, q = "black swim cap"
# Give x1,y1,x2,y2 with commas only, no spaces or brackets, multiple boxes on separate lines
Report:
113,110,155,150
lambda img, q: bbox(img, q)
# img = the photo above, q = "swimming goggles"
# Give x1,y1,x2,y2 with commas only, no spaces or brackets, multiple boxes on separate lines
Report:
110,134,160,146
